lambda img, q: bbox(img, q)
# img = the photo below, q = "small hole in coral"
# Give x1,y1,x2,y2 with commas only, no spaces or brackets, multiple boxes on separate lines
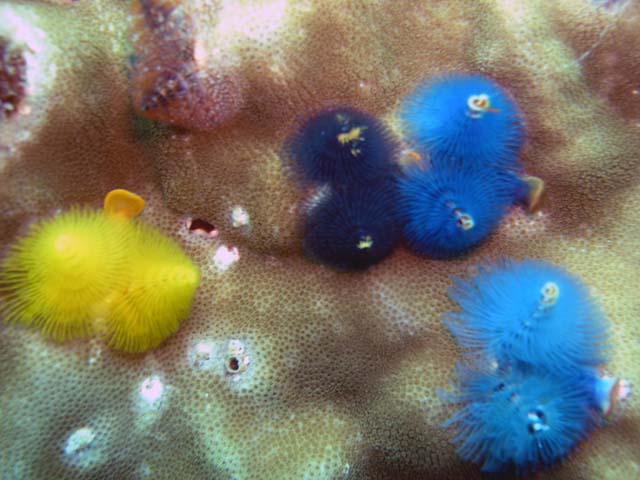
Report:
228,357,240,372
189,218,215,232
188,218,217,237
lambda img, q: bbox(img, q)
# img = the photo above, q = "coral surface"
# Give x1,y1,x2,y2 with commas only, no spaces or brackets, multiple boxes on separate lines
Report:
1,0,639,479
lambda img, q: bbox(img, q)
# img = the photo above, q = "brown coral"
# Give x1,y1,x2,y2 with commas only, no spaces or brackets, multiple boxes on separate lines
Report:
1,0,639,479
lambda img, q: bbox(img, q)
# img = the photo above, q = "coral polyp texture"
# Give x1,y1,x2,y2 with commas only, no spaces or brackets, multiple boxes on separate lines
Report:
1,0,639,479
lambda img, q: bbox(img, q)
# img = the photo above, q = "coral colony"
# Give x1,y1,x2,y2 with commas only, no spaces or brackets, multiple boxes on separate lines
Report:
0,1,636,478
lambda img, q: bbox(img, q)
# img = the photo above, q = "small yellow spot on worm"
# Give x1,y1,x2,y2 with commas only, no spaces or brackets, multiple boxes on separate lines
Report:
337,126,367,145
357,235,373,250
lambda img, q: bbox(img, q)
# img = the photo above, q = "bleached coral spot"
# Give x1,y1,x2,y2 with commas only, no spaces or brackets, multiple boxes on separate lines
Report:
212,245,240,272
215,0,289,44
64,427,95,456
62,426,103,470
134,375,169,430
0,5,55,99
139,376,165,406
188,340,217,371
0,4,57,160
187,337,264,399
231,205,250,228
188,339,250,379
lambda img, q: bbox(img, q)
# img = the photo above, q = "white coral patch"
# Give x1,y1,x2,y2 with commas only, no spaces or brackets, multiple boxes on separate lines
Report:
0,5,55,98
231,205,250,228
139,376,165,406
212,245,240,272
216,0,289,43
0,4,57,163
187,337,264,398
188,340,217,371
134,375,169,430
62,425,104,470
198,0,311,73
64,427,95,456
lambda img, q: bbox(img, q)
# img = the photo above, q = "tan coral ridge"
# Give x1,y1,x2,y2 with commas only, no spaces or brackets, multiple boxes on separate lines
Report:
0,0,639,479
